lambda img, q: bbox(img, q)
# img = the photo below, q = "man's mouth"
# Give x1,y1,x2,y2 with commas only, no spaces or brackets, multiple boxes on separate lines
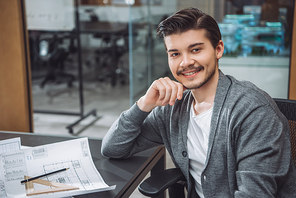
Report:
183,71,198,76
178,66,203,76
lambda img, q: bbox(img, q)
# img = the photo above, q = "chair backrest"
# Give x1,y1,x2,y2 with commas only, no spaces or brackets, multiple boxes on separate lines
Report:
274,98,296,167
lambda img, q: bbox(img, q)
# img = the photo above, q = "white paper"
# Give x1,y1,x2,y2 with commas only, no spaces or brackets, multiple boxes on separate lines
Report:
0,137,21,153
0,137,22,197
0,137,115,197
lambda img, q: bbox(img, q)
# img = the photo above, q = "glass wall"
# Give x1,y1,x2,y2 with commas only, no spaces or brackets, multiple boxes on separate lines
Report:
219,0,294,98
128,0,294,101
27,0,294,118
127,0,176,103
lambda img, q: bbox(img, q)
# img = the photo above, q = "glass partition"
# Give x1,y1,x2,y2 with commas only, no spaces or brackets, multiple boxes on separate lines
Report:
128,0,294,101
27,0,294,129
27,0,81,115
218,1,294,98
128,0,176,104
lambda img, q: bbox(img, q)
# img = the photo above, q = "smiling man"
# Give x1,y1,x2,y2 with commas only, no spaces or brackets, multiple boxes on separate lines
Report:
102,7,296,198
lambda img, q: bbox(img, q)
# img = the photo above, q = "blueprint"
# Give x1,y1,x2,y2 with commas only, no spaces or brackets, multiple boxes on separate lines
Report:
0,137,115,198
0,137,21,197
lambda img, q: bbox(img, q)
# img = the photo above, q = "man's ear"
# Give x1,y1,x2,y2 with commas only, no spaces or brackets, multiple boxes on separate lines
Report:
216,40,224,59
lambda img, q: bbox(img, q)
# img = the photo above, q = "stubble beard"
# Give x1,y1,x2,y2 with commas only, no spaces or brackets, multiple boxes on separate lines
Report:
182,64,217,90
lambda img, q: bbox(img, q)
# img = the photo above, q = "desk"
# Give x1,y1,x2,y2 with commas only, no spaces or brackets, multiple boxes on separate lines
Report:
80,21,128,35
0,131,165,198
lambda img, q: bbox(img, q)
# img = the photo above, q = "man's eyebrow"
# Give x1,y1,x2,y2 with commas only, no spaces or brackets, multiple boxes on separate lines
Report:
188,42,204,48
167,42,204,53
167,49,178,53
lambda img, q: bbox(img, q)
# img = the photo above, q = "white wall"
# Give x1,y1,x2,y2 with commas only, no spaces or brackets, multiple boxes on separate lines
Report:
219,57,289,98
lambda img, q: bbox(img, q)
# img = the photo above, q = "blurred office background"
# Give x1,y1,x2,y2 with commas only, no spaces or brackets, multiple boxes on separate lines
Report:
1,0,294,197
26,0,294,138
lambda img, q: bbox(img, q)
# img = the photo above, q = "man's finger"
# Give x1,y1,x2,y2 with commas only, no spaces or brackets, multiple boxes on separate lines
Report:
173,81,186,100
158,78,173,105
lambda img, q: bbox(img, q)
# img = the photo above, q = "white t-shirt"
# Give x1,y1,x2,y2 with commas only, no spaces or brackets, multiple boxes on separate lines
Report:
187,103,213,198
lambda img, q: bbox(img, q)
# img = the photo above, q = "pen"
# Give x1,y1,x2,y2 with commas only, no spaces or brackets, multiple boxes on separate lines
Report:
20,168,69,184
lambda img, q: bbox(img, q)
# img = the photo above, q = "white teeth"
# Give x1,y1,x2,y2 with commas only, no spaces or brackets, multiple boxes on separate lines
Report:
184,71,197,76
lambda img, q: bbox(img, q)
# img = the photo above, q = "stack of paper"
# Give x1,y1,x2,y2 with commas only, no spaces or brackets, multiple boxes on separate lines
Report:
0,137,115,198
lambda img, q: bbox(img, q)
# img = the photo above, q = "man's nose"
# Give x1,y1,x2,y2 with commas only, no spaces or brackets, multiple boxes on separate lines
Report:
180,54,194,67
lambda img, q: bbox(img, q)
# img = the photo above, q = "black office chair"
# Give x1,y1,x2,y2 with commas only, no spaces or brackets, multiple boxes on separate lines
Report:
31,32,75,88
138,98,296,197
273,98,296,166
83,9,129,86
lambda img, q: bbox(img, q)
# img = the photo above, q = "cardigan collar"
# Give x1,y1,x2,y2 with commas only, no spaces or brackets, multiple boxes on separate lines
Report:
181,70,232,166
205,70,232,166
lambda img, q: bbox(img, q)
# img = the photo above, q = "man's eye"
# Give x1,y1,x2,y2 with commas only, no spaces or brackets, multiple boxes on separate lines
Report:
171,53,179,57
192,48,200,52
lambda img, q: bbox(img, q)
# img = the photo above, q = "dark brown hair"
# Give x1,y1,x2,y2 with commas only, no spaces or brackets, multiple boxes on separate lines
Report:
157,7,221,49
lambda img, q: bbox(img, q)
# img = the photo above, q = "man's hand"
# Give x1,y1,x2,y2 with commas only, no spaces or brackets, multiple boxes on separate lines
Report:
137,77,186,112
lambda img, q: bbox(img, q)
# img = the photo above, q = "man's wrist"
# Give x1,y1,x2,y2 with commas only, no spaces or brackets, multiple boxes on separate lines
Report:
137,96,154,112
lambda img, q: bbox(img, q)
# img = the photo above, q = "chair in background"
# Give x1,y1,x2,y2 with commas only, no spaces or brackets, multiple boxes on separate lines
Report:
84,9,129,86
138,98,296,197
38,33,76,88
30,31,76,88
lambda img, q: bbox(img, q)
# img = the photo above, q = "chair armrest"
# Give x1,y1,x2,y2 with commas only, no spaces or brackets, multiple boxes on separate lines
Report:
138,168,186,197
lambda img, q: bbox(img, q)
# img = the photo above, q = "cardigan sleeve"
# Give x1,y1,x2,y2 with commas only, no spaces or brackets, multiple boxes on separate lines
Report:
101,103,164,159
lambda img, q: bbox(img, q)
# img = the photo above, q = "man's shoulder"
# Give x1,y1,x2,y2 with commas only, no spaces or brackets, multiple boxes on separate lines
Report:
222,74,276,111
227,74,271,101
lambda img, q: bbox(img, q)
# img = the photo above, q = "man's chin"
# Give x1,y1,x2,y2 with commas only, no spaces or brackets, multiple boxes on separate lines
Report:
183,79,211,90
183,84,201,90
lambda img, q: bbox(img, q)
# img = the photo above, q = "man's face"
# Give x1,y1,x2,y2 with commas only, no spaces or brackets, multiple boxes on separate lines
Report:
164,29,223,90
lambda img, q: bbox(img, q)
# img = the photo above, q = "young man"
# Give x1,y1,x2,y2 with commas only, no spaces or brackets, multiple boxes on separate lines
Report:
102,7,296,197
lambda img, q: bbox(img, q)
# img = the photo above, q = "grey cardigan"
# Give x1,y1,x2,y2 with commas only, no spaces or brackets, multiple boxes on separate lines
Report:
102,71,296,197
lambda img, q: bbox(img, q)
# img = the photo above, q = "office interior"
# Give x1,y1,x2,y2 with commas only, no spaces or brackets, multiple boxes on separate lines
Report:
27,0,295,135
0,0,295,197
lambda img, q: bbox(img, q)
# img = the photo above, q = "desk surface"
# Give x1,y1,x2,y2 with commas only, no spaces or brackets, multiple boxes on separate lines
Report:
0,131,165,198
79,21,128,35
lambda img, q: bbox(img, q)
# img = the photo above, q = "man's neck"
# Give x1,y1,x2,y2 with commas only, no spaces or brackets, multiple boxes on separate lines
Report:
190,71,219,115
